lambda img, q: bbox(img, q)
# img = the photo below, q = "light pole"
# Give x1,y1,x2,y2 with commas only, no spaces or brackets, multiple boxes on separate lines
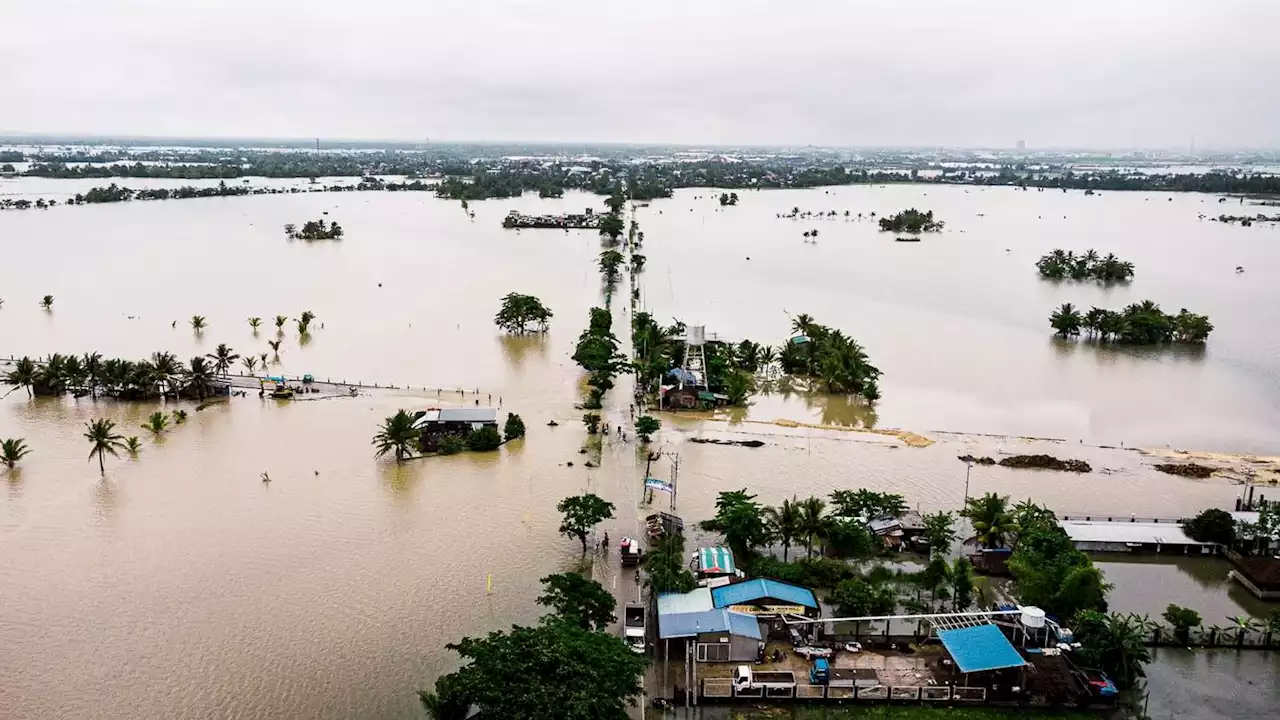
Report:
963,459,973,506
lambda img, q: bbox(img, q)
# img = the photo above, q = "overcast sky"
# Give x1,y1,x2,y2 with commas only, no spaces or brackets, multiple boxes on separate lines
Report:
3,0,1278,148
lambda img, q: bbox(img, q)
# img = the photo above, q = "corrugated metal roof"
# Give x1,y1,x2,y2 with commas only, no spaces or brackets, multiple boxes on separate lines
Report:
657,609,762,640
698,547,736,574
711,579,817,609
1060,520,1208,545
434,408,497,423
937,625,1027,673
657,588,713,616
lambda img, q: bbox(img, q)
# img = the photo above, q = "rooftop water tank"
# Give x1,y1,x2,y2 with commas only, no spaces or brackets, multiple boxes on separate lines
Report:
1021,606,1046,628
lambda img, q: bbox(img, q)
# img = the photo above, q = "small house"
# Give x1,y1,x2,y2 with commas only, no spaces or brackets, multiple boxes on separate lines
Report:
694,546,742,584
419,407,498,451
657,588,763,663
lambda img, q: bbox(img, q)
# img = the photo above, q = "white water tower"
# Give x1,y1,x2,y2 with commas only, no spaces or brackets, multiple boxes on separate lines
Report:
683,325,707,388
1020,606,1046,647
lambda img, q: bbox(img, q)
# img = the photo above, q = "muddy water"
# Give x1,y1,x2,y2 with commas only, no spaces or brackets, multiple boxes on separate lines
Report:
0,181,1277,718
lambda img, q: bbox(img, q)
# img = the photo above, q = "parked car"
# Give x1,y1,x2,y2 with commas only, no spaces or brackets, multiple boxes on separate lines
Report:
793,645,833,660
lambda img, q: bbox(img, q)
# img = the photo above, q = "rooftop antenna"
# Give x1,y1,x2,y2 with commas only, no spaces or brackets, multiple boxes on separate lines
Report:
315,137,320,152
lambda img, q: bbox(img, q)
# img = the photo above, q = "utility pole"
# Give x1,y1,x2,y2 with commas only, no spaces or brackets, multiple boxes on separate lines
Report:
669,452,680,512
963,459,973,506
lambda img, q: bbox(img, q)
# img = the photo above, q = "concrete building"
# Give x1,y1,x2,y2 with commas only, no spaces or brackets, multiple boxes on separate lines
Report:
657,588,763,663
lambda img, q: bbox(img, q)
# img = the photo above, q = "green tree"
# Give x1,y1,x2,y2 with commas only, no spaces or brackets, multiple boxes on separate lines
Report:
922,511,958,555
537,572,617,631
598,213,625,243
1162,604,1201,644
1008,519,1110,618
798,496,828,558
142,411,169,435
184,356,216,400
598,249,625,284
962,492,1017,549
832,578,897,617
825,518,875,559
207,343,240,376
494,292,553,333
40,295,54,310
701,489,770,559
950,557,975,610
1184,508,1235,545
84,418,127,475
765,498,802,561
1049,302,1083,337
241,356,258,374
416,673,470,720
582,412,601,434
439,621,646,720
557,493,616,556
466,426,502,452
190,315,207,332
172,409,188,424
373,410,425,461
1,437,31,468
274,314,288,330
124,436,142,456
248,317,262,332
634,415,660,442
503,413,526,441
921,555,950,609
1072,611,1152,690
643,534,697,596
3,356,38,397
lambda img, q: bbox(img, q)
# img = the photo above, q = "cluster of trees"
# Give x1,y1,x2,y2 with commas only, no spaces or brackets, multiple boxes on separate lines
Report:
1049,301,1213,344
372,409,517,462
631,313,763,406
1184,504,1280,551
284,219,344,240
3,351,229,401
417,572,646,720
493,293,553,333
718,192,739,206
779,314,881,401
572,307,627,409
1036,249,1135,283
878,208,943,232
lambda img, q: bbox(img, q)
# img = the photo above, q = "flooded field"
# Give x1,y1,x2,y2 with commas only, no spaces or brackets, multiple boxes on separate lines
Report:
2,180,1278,718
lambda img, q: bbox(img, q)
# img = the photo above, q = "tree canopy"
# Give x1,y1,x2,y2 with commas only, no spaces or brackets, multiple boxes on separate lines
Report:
1184,508,1235,545
557,493,616,556
1072,611,1152,690
878,208,943,232
537,573,616,631
778,315,881,401
1052,300,1212,344
1007,508,1110,619
494,293,553,334
1037,249,1134,283
700,489,770,559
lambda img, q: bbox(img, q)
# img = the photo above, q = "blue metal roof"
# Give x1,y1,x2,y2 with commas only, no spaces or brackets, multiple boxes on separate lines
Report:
711,579,818,609
657,609,761,640
937,625,1027,674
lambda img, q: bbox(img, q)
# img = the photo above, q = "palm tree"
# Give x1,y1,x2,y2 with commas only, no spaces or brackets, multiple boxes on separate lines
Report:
258,352,269,367
185,356,216,400
82,352,103,398
172,409,188,424
190,315,207,332
142,412,168,435
798,496,828,558
124,436,142,456
248,317,262,332
207,343,240,376
962,492,1018,549
1,437,31,468
84,418,127,475
4,356,38,397
372,410,426,462
790,313,816,337
765,498,802,561
40,295,54,310
151,352,184,397
300,310,316,326
242,356,258,373
1206,623,1230,647
1049,302,1083,337
295,318,310,335
267,339,282,357
274,315,288,331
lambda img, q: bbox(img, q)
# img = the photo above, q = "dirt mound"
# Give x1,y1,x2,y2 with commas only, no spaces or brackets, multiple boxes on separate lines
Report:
959,454,1091,472
689,438,765,448
1154,462,1216,479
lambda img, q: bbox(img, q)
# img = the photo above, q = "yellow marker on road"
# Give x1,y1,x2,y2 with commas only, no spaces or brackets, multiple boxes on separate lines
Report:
486,573,493,594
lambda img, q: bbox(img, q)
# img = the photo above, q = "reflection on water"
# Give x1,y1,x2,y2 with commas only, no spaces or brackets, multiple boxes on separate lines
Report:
1,183,1277,718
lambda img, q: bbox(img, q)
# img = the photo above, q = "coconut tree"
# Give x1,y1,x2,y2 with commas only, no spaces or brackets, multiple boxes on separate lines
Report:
1049,303,1083,337
82,352,104,398
184,356,216,400
798,496,828,558
962,492,1018,549
267,339,282,357
172,409,188,424
84,418,127,475
248,317,262,333
765,497,802,561
274,315,288,331
300,310,316,326
1,437,31,468
372,409,426,462
1227,615,1259,647
124,437,142,457
241,356,258,374
40,295,54,310
190,315,207,333
295,318,310,335
258,352,269,367
790,313,816,337
3,356,38,397
207,344,240,376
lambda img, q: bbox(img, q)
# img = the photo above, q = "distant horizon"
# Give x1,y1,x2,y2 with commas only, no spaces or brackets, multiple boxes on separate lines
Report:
2,131,1278,156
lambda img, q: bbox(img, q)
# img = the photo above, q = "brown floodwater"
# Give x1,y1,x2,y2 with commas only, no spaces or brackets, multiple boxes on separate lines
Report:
1,179,1277,718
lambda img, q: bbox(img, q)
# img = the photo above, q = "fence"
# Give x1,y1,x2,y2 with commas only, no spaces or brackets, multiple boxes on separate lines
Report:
699,681,990,703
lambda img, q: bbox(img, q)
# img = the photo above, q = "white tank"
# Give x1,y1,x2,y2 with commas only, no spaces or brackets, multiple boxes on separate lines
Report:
688,325,706,346
1021,606,1046,628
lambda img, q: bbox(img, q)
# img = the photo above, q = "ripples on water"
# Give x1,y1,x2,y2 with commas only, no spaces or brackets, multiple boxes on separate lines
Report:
1,182,1277,718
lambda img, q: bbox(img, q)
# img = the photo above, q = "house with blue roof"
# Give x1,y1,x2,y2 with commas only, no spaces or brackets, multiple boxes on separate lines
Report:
656,589,764,663
711,578,819,618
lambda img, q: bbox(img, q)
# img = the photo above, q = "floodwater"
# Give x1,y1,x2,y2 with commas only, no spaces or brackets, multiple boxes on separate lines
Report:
1,179,1278,718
